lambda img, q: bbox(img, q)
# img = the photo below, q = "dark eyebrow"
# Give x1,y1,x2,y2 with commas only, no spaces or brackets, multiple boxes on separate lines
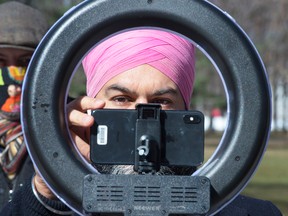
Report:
105,84,179,96
105,84,135,95
153,88,178,96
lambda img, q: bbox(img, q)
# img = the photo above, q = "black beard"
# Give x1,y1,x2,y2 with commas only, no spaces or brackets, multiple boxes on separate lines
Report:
94,164,196,175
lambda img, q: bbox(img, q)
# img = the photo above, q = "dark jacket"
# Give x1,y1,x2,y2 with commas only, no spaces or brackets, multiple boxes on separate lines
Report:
0,156,34,211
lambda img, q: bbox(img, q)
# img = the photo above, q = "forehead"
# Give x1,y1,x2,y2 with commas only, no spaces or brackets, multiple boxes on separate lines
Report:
102,64,179,91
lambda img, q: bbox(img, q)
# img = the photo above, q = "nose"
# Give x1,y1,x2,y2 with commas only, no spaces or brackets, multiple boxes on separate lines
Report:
131,98,149,108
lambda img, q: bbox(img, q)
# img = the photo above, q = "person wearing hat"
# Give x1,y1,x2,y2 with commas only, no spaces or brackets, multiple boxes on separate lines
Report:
0,1,49,210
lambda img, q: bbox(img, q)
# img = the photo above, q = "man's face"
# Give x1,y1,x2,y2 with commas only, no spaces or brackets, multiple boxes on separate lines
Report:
0,47,33,67
94,64,194,175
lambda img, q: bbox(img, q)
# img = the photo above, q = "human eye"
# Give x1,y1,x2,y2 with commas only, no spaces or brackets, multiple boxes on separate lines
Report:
111,96,133,106
151,98,173,106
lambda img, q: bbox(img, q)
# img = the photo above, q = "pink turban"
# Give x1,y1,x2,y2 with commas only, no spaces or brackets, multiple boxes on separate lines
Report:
82,29,195,108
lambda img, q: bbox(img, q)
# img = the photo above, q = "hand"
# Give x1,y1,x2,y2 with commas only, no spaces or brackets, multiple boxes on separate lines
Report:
34,171,56,199
67,96,105,160
34,96,105,199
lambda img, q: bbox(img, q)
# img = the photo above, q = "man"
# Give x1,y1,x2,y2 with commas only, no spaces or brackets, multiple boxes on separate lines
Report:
1,29,282,216
0,1,49,210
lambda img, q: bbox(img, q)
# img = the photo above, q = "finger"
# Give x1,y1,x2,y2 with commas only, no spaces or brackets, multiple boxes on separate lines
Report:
70,130,90,161
67,96,105,127
68,109,94,127
67,96,105,113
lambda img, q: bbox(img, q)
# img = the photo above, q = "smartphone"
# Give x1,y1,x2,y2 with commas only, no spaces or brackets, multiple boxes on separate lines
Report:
90,107,204,167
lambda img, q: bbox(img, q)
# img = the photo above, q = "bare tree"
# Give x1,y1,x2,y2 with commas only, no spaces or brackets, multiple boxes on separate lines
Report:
210,0,288,131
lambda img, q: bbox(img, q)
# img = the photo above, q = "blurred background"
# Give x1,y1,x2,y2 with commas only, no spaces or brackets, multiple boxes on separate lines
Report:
1,0,287,214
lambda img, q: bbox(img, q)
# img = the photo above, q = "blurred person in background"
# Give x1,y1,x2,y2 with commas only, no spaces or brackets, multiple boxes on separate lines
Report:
0,1,49,210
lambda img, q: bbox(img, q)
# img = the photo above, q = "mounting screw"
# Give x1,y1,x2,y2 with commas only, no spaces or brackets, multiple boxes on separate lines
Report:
161,210,166,215
201,178,207,185
87,176,93,182
127,209,132,214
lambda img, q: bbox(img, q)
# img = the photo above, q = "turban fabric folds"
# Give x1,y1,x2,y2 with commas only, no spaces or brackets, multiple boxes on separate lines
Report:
82,29,196,108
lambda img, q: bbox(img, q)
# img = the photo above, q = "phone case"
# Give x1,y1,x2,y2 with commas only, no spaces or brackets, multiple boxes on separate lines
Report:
90,109,204,167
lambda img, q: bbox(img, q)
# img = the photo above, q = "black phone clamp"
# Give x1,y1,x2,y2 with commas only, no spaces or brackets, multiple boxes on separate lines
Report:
134,104,162,174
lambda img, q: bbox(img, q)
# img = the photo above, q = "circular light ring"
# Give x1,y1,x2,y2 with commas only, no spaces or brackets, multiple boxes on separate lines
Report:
21,0,271,215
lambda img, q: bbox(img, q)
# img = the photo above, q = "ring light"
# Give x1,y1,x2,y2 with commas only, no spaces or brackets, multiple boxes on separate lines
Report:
21,0,271,215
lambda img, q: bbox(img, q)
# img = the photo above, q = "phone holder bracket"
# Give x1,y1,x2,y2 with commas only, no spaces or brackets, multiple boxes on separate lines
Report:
134,104,162,174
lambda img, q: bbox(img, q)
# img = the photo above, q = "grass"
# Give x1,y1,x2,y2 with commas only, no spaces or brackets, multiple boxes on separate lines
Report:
204,132,288,215
242,147,288,215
